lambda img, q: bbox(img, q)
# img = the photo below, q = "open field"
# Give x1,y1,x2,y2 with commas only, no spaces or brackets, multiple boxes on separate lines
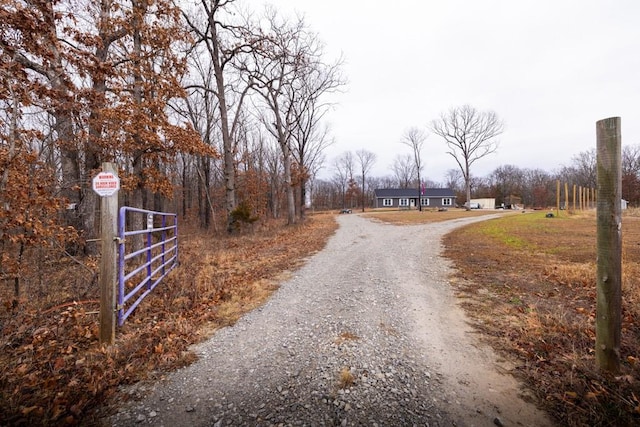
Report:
444,210,640,426
362,207,508,224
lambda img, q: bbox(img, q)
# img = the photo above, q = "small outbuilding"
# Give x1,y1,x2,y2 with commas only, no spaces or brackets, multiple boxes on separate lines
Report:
374,188,457,209
469,198,496,209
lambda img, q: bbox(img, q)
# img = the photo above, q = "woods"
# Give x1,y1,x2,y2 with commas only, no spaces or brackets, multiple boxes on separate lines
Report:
0,2,345,421
1,0,344,298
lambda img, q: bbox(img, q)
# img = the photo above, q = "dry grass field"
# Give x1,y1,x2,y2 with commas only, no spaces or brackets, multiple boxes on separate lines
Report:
444,209,640,426
0,214,339,425
362,207,504,224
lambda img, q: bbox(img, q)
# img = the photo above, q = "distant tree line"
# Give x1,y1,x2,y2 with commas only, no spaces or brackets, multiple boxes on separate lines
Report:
315,145,640,211
312,104,640,211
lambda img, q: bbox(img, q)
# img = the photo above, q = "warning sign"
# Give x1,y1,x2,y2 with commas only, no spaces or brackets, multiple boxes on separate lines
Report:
92,171,120,197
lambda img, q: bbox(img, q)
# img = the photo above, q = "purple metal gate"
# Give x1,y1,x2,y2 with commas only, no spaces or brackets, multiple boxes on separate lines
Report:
117,207,178,326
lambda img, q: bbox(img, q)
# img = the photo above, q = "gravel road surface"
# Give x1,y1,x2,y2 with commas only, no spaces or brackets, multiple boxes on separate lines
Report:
106,213,553,426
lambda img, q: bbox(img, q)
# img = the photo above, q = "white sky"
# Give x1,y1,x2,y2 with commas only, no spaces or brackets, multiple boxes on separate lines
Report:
264,0,640,184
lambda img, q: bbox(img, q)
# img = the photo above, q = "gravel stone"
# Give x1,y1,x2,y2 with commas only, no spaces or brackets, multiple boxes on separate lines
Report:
105,214,553,427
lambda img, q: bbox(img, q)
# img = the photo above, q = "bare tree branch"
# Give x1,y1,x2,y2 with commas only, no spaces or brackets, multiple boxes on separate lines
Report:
430,105,504,208
400,127,427,210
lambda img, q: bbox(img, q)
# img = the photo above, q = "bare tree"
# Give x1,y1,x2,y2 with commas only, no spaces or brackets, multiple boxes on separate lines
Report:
561,148,597,188
430,105,504,209
242,9,324,225
333,151,355,209
523,168,554,207
622,144,640,206
290,53,345,219
400,127,427,211
622,144,640,176
489,164,526,207
264,139,284,219
179,51,220,229
355,149,377,212
183,0,260,232
378,175,398,189
392,154,415,188
444,168,464,194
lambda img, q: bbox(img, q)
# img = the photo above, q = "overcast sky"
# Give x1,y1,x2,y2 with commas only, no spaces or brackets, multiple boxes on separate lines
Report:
264,0,639,184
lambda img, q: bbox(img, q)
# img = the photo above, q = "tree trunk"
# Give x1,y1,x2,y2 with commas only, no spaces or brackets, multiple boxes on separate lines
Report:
465,162,471,210
199,156,212,229
197,161,205,227
417,171,421,212
282,149,296,225
299,176,307,220
131,153,145,252
182,154,188,218
361,175,366,212
58,117,82,237
80,143,100,255
130,1,146,252
82,11,114,255
207,16,237,233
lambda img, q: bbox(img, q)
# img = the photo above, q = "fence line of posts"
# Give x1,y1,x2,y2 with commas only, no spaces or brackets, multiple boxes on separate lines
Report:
554,181,597,216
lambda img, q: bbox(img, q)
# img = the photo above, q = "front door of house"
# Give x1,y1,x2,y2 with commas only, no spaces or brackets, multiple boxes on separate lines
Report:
410,199,415,208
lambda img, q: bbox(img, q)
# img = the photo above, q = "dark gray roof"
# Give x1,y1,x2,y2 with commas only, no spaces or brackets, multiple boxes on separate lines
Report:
374,188,456,198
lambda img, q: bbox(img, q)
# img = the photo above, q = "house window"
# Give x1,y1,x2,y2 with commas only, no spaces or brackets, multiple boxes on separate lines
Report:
442,198,452,206
421,198,429,206
383,198,392,207
399,198,409,207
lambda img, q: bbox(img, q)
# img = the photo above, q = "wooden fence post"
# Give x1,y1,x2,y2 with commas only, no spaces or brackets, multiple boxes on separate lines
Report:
596,117,622,373
556,180,560,216
98,163,120,345
579,186,583,210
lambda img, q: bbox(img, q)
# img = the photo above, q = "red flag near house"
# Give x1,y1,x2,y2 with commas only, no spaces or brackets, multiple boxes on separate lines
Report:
421,182,425,195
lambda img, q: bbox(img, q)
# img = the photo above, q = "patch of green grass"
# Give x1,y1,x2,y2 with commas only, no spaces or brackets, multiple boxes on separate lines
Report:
471,212,578,252
363,208,500,225
473,218,532,250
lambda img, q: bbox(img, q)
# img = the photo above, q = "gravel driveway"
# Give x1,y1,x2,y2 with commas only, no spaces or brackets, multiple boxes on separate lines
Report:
107,214,553,427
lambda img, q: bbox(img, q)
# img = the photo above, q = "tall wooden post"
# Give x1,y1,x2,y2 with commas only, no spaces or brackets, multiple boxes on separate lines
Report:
579,186,583,210
98,163,119,345
572,184,576,211
596,117,622,373
556,180,560,216
564,182,569,213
